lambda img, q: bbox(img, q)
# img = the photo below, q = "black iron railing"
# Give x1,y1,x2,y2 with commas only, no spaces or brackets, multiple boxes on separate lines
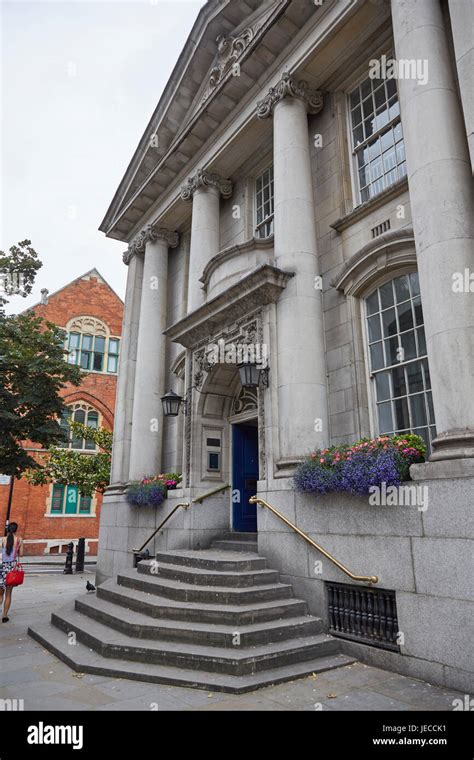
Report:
327,581,400,652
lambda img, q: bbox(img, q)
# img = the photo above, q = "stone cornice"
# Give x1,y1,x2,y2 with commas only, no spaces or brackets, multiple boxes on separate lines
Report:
180,169,233,202
123,224,179,264
332,227,416,297
200,235,274,289
165,263,294,348
256,72,323,119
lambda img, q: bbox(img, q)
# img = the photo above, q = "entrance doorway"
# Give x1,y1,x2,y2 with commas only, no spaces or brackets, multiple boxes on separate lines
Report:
232,422,258,532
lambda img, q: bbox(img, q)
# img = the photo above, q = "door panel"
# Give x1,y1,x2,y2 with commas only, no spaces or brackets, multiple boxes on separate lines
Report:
232,424,258,532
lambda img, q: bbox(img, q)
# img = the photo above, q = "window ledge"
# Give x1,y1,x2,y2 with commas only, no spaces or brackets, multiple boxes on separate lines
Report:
330,177,409,233
44,513,96,518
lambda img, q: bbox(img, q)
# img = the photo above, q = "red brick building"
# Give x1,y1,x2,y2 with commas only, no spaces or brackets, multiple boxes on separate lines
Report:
0,269,123,556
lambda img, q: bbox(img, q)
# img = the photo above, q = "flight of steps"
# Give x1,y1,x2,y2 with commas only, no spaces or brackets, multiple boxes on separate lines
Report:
28,534,354,693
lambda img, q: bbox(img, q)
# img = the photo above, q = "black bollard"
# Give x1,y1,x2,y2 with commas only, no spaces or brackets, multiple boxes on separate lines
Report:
75,537,85,573
63,542,74,574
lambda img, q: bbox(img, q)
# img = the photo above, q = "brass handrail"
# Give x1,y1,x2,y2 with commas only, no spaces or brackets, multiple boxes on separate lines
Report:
192,483,230,504
249,496,378,584
131,502,190,555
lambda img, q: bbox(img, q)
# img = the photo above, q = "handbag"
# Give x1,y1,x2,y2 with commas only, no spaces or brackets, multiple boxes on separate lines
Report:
5,561,25,587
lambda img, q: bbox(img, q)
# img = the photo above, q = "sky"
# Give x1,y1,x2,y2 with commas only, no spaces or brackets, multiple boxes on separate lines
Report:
1,0,206,312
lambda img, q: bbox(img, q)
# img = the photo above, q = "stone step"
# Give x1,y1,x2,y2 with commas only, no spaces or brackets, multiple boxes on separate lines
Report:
28,621,356,694
138,559,279,587
117,569,293,605
75,594,323,646
50,605,340,676
97,579,308,624
219,532,257,542
211,540,259,553
154,549,266,571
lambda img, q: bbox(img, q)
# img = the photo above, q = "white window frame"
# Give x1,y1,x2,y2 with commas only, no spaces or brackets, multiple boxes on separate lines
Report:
347,50,407,206
254,164,274,239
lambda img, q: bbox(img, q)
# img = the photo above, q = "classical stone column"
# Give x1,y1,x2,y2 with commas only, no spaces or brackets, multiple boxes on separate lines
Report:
129,225,179,480
180,169,232,312
257,73,329,463
448,0,474,173
391,0,474,460
110,243,144,485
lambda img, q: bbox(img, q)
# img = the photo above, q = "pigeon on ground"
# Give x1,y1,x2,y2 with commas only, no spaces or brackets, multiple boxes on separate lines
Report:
86,581,96,592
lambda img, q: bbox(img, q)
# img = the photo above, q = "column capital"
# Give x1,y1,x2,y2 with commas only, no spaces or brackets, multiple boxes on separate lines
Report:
124,224,179,263
180,168,233,202
256,72,323,119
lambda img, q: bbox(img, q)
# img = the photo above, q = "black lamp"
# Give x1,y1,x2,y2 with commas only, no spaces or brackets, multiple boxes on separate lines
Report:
238,361,264,389
161,389,183,417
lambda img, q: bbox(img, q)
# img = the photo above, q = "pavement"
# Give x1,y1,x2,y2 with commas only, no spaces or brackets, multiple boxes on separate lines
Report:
0,572,467,712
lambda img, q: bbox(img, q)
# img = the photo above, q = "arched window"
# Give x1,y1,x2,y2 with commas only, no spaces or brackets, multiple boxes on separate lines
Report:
65,316,120,374
365,272,436,449
59,403,100,450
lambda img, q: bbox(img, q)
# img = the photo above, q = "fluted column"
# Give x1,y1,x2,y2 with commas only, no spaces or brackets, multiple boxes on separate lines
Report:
391,0,474,460
129,225,179,480
110,244,144,485
257,73,329,462
180,169,232,312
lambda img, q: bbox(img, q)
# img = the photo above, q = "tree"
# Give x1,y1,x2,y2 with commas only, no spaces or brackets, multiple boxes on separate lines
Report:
26,421,112,497
0,240,42,316
0,241,82,476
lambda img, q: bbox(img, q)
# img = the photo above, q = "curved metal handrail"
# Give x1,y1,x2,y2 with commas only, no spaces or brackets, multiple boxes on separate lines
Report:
131,502,190,555
249,495,378,584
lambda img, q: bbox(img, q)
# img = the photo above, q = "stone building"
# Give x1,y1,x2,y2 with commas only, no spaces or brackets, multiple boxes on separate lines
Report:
31,0,473,692
1,270,123,556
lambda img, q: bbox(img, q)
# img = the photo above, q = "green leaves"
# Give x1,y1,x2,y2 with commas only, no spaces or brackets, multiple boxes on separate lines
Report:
0,311,81,476
26,422,112,497
0,240,42,315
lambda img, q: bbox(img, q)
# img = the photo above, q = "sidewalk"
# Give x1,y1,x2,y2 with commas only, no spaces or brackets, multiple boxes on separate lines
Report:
21,555,97,566
0,573,466,711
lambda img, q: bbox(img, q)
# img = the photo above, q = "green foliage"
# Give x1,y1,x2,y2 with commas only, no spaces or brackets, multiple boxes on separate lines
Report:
0,240,42,315
26,422,112,497
0,312,82,476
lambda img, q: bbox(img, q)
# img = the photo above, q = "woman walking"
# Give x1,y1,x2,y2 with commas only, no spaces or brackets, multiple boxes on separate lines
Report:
0,522,22,622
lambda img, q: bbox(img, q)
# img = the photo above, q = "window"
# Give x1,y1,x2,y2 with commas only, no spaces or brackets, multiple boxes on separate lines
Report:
59,403,99,450
365,272,436,450
65,317,119,374
255,165,274,239
107,338,120,373
50,484,92,515
349,54,406,203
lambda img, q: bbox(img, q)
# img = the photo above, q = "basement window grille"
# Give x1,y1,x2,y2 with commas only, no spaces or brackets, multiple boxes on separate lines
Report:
326,581,400,652
371,219,391,238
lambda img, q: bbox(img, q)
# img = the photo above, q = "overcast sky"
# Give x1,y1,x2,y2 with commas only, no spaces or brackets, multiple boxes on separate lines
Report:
2,0,205,312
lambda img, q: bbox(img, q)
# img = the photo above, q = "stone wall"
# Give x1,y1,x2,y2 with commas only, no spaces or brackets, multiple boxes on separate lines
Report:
256,473,474,692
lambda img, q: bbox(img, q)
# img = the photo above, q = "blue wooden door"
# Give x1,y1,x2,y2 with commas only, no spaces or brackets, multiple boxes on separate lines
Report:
232,424,258,532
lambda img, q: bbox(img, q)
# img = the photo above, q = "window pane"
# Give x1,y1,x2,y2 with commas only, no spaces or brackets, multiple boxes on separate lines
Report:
379,281,394,309
82,335,93,350
80,352,90,370
107,355,118,373
375,371,390,401
394,275,410,303
79,495,91,514
397,300,414,332
109,338,119,354
367,314,382,343
413,296,424,326
382,308,397,337
94,336,105,353
385,337,399,366
417,328,427,357
426,392,435,424
400,330,417,361
51,484,64,513
406,362,424,393
87,411,98,429
409,272,420,296
394,397,410,429
410,394,427,427
69,333,80,349
93,353,103,372
391,366,407,397
366,290,379,316
378,402,393,433
370,342,384,371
